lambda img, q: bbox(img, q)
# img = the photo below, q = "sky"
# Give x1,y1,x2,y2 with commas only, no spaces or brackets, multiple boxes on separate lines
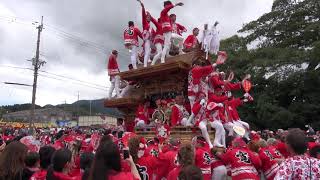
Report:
0,0,273,106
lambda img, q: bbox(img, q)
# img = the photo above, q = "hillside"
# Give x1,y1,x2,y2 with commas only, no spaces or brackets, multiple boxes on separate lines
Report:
0,99,122,118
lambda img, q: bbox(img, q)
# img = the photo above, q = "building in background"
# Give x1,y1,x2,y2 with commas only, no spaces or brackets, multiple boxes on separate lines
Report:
78,115,117,127
2,108,73,126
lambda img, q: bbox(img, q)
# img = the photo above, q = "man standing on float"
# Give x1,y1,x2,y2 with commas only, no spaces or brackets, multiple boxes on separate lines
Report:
160,1,184,63
124,21,142,69
107,50,120,98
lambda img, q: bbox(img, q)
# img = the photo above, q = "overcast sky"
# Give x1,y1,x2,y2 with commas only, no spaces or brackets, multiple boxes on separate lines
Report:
0,0,273,106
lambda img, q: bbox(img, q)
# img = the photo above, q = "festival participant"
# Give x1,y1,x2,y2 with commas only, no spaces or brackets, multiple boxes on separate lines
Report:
167,144,194,180
138,0,154,67
211,151,227,180
188,60,217,108
275,129,320,179
119,64,136,98
193,136,212,180
178,165,203,180
150,17,164,65
156,138,180,180
124,21,143,69
135,100,154,128
0,142,28,180
46,148,79,180
203,21,220,59
128,136,158,180
170,14,187,55
23,152,40,180
183,28,200,52
30,146,56,180
217,138,261,180
257,139,281,180
170,94,190,126
160,1,184,63
89,141,141,180
107,50,121,99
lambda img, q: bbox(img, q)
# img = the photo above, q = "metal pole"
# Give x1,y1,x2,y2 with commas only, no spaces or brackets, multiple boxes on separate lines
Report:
30,16,43,133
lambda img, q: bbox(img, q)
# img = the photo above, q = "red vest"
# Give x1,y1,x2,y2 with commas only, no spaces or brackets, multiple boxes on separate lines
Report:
124,27,142,47
107,54,119,76
160,4,174,33
195,147,212,180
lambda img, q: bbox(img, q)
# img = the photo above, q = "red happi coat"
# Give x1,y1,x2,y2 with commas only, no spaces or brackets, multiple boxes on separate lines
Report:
30,170,47,180
225,98,243,121
156,150,179,180
258,147,282,180
195,146,212,180
136,105,154,124
219,147,261,180
188,65,214,97
151,17,164,45
160,4,175,33
141,5,153,40
172,22,187,35
124,26,142,47
107,54,119,77
136,154,158,180
184,34,198,49
171,104,189,126
167,166,181,180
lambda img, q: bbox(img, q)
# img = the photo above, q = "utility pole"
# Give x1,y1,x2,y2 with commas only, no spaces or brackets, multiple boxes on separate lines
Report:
89,100,92,116
30,16,45,133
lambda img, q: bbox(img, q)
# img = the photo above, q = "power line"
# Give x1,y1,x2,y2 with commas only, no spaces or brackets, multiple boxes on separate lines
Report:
0,65,110,91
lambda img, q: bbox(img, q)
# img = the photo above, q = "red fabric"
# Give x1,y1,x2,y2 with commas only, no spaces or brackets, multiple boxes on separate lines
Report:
160,4,175,33
157,150,179,180
135,105,154,124
145,144,160,158
136,155,158,180
209,75,225,89
225,98,243,121
151,17,164,45
124,27,142,47
107,54,119,76
52,172,80,180
208,94,228,103
172,23,187,35
170,105,188,126
167,166,181,180
108,171,138,180
52,139,65,150
195,147,212,180
225,82,241,91
276,142,290,158
219,147,261,180
258,147,281,180
191,65,214,85
121,161,131,172
30,169,47,180
184,34,198,49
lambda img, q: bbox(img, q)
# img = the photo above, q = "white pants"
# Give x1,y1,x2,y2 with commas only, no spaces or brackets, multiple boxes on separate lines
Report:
199,120,226,148
151,43,163,65
188,95,196,108
224,122,235,136
211,120,226,148
119,84,132,98
130,46,138,69
161,32,172,63
212,165,227,180
144,40,151,67
171,33,184,54
108,75,120,98
180,117,188,126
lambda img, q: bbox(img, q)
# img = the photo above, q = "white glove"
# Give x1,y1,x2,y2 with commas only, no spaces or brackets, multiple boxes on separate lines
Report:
227,91,232,98
200,99,206,106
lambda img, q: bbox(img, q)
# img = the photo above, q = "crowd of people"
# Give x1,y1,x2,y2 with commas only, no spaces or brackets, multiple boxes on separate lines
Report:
0,126,319,180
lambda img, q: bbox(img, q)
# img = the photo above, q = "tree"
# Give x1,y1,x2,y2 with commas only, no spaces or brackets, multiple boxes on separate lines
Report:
239,0,320,49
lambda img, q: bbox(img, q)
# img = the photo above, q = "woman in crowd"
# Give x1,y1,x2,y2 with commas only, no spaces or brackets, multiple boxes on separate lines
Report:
275,128,320,179
30,146,56,180
0,141,28,180
167,144,195,180
178,165,203,180
46,148,77,180
88,141,140,180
